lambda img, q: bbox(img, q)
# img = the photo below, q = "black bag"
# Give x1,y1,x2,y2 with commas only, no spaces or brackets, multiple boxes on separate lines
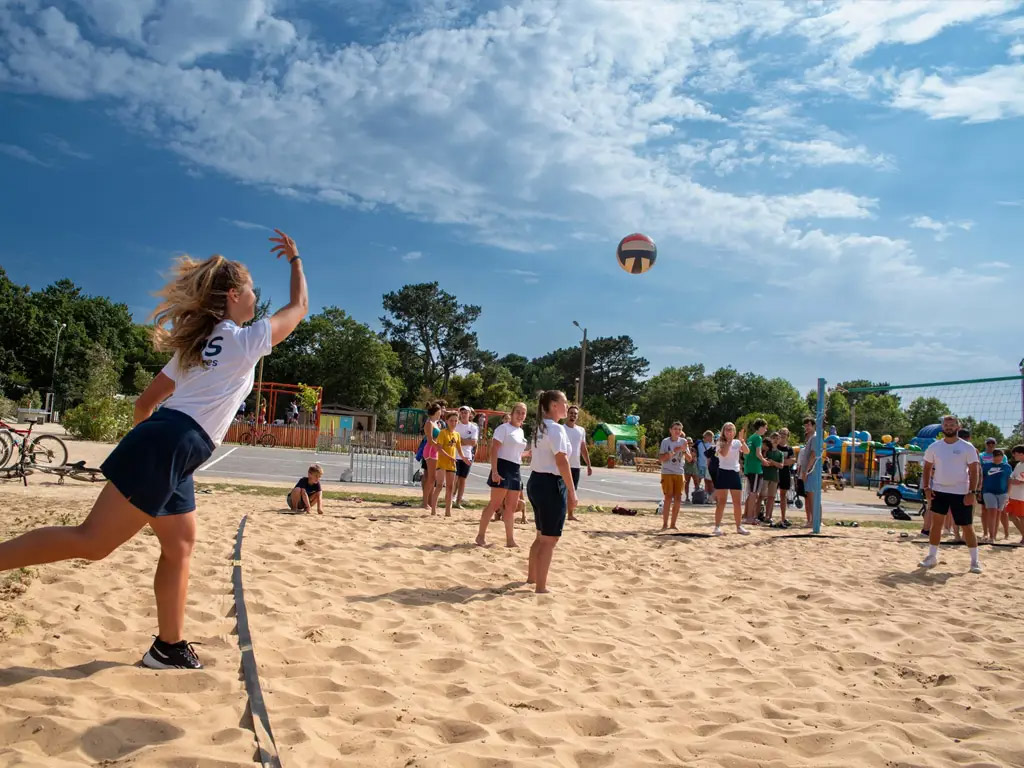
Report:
891,508,912,521
692,488,707,505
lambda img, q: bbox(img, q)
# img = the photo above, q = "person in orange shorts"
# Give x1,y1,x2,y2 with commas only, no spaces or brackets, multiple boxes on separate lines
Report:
658,422,691,530
1007,444,1024,544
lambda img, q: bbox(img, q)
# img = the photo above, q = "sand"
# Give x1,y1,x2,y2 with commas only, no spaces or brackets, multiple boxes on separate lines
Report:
2,479,1024,767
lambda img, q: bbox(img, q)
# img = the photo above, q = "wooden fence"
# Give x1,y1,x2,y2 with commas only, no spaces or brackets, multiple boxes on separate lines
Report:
225,421,504,461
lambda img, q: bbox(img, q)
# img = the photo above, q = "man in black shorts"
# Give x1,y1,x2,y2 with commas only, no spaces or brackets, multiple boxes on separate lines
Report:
919,415,982,573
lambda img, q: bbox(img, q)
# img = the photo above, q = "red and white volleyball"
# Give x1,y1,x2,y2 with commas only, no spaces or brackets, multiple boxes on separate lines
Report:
616,233,657,274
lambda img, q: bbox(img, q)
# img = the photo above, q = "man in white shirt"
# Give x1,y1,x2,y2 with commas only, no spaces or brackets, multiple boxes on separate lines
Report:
919,415,982,573
454,405,479,508
564,405,592,520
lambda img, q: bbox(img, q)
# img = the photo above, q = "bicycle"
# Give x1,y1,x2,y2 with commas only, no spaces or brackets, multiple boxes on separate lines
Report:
0,418,68,472
0,419,72,486
238,427,276,447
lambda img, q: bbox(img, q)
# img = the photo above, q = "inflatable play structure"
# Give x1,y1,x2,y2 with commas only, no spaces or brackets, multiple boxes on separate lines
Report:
593,419,641,449
820,429,925,487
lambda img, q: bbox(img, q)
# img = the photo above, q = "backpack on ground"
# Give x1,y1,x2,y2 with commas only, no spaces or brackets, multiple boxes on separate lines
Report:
692,488,707,505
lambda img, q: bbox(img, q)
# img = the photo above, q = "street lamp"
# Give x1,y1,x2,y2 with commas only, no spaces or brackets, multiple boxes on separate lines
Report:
572,320,587,408
50,322,66,419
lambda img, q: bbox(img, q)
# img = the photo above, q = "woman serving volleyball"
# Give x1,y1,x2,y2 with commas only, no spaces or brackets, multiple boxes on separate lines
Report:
0,229,308,670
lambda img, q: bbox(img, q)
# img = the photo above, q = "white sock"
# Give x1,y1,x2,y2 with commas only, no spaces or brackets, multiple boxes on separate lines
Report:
969,547,979,565
928,545,939,559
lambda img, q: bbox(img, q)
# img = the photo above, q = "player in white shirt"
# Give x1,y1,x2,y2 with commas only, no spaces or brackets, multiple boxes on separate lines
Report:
454,405,479,508
475,402,530,548
564,405,591,521
0,229,308,670
919,415,983,573
1006,444,1024,543
526,390,577,593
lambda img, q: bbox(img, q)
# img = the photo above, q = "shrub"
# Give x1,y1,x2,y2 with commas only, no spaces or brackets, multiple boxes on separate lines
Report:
588,442,610,468
63,396,134,442
0,396,15,420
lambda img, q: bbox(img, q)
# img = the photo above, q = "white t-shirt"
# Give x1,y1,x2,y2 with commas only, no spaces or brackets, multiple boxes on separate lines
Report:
160,319,272,445
924,438,979,495
532,419,572,475
455,421,479,462
717,439,743,472
492,422,528,464
659,437,687,475
565,424,586,468
1010,463,1024,502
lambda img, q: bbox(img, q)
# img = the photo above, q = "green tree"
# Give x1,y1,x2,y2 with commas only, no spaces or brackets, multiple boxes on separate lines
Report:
905,396,950,436
639,364,717,435
265,307,402,419
61,345,133,441
806,389,852,435
380,282,481,395
853,393,910,441
736,412,785,435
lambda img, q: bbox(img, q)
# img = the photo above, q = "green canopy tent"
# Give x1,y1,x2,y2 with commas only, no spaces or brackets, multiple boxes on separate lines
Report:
592,423,639,446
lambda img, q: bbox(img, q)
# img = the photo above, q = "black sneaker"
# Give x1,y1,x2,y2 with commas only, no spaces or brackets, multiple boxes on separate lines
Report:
142,637,204,670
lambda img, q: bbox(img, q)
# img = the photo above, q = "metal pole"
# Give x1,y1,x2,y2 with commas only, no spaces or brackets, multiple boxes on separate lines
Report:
49,323,66,422
573,320,587,407
850,403,856,489
579,328,587,408
1019,359,1024,434
813,378,826,534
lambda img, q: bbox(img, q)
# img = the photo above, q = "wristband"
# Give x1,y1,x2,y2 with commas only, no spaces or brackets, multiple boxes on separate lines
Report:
289,255,301,264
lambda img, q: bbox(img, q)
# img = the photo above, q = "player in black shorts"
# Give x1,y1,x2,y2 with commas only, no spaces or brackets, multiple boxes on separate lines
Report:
0,229,308,669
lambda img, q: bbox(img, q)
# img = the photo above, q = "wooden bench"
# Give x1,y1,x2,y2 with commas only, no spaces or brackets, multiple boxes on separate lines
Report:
635,457,661,473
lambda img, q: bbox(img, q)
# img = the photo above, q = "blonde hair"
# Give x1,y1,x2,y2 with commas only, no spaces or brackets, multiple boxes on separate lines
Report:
150,254,250,371
308,463,323,477
718,422,736,449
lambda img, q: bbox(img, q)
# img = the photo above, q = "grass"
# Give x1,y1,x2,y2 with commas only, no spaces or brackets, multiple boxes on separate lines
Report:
0,567,33,601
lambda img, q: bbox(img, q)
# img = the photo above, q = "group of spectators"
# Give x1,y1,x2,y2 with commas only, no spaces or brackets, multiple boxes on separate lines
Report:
658,418,821,534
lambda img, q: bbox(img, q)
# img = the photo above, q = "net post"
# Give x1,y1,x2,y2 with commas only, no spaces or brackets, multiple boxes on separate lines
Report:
813,377,826,534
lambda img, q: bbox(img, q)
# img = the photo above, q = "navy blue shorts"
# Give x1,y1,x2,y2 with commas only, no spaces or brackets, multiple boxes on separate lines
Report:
570,467,580,489
487,458,522,491
101,408,214,518
527,472,567,537
715,468,742,491
456,460,472,479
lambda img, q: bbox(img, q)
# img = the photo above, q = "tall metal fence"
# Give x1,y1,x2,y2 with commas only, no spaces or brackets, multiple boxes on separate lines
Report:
316,429,417,486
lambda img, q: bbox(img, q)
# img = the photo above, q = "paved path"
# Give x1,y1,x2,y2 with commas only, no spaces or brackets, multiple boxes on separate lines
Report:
197,444,889,516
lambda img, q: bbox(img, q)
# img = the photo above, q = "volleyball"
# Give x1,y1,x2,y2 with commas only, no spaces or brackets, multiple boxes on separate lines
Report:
616,233,657,274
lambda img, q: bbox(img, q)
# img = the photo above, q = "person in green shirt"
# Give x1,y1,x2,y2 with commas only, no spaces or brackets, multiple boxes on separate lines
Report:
743,418,768,523
761,432,786,526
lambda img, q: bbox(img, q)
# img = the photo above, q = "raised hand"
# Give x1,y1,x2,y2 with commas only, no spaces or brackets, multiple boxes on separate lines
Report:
269,228,299,262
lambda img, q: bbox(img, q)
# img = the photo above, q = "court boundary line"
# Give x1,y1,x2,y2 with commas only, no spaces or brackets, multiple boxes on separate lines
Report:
232,514,283,768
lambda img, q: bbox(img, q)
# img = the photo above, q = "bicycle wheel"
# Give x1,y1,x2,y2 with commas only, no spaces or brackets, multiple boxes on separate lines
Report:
0,430,14,469
29,435,68,467
259,433,277,448
239,432,253,446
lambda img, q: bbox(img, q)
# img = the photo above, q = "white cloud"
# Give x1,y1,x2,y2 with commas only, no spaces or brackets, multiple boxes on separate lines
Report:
0,143,49,166
888,64,1024,122
979,261,1011,269
221,218,269,231
402,251,423,261
909,215,973,241
796,0,1021,63
1012,41,1024,57
0,1,894,262
996,199,1024,207
771,139,891,169
781,321,1006,370
691,320,750,334
41,133,91,159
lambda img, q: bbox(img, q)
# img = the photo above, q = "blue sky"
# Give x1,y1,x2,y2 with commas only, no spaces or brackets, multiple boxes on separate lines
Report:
2,0,1023,397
